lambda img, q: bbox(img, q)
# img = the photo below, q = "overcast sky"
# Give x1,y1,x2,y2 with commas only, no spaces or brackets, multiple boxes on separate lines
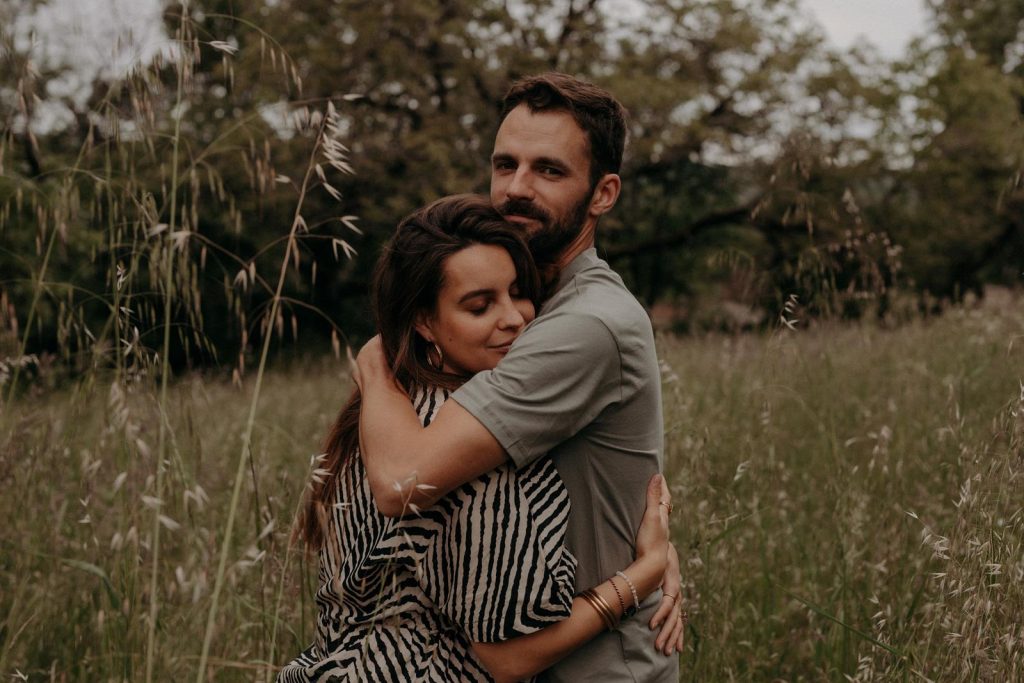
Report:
801,0,929,57
15,0,931,131
20,0,931,73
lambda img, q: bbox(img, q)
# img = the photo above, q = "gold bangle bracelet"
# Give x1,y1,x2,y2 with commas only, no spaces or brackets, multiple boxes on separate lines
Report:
578,590,610,630
590,588,619,629
579,589,617,631
582,590,615,630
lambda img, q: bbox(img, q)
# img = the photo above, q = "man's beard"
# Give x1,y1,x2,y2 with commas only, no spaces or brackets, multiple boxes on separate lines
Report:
497,190,593,268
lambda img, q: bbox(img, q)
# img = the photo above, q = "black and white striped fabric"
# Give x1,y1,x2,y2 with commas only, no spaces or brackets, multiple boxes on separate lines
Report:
278,386,576,682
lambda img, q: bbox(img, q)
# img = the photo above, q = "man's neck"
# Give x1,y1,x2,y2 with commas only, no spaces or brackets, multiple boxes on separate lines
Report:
555,225,596,271
536,235,594,299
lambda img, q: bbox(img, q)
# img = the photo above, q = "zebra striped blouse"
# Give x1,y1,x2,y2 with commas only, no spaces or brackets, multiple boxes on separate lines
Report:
278,386,576,682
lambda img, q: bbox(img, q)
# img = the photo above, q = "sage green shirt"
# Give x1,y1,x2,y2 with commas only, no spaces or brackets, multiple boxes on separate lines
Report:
454,248,677,682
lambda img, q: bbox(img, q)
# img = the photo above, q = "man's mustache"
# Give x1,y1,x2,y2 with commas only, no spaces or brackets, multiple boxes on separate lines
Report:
497,199,550,224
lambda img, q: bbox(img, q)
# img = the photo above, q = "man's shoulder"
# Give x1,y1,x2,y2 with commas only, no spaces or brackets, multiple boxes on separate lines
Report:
545,259,652,339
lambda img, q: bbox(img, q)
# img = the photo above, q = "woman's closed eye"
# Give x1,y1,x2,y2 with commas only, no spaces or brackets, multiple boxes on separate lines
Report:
464,298,491,315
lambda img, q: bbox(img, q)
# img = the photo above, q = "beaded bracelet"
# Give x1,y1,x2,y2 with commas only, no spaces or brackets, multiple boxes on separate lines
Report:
614,570,640,618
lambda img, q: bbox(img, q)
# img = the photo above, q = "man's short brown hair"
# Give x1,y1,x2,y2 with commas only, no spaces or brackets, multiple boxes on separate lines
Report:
500,73,628,186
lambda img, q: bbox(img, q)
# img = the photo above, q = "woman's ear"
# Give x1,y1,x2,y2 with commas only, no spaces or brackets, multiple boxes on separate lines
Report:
413,314,434,344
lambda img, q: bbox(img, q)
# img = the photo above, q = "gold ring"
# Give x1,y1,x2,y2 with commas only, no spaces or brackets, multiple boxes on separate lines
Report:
659,501,673,513
663,592,679,603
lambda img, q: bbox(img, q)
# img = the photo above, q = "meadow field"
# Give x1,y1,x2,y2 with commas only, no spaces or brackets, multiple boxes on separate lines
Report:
2,299,1022,682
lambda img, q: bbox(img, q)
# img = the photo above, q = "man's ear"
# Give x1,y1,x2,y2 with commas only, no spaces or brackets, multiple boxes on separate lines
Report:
588,173,621,217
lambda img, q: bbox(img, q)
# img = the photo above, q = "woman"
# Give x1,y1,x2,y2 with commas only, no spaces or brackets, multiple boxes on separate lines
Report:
280,195,680,682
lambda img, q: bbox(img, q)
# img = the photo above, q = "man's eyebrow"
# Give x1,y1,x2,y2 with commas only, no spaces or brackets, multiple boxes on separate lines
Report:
491,152,514,163
533,156,570,170
458,288,495,304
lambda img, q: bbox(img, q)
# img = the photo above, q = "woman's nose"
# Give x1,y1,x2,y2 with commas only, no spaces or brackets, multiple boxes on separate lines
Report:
497,298,526,329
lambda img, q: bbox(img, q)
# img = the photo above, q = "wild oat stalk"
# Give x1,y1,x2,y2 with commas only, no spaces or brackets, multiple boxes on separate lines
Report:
145,9,191,683
196,103,348,681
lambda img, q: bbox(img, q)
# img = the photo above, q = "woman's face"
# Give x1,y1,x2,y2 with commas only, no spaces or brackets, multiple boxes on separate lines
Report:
416,243,535,376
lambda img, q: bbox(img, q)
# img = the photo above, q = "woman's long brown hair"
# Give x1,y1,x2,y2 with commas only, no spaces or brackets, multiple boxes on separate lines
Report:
300,194,541,549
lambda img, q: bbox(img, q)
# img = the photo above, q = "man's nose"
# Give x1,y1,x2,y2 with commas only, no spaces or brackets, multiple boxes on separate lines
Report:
505,167,534,200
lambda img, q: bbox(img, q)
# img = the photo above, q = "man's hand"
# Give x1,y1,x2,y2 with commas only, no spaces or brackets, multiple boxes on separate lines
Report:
649,542,685,655
353,334,392,392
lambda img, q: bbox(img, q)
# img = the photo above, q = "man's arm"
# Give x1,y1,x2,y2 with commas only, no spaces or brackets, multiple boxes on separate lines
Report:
355,336,507,517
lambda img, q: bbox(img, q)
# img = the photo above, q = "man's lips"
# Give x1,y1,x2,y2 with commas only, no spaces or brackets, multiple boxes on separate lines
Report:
503,214,540,226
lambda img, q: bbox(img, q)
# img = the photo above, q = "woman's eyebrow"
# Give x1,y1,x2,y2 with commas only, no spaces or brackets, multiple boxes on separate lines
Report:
457,288,495,304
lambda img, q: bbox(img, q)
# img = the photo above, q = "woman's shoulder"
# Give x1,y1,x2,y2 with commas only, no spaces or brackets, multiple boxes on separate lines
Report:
409,384,451,426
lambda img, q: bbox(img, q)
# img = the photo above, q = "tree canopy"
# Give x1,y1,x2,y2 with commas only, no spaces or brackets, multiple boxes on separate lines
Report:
1,0,1022,376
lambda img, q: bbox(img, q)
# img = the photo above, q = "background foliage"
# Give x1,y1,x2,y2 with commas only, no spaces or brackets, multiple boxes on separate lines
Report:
2,0,1022,372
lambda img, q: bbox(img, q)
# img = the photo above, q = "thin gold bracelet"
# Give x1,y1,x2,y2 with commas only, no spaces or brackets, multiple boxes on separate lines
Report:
579,589,617,630
591,589,619,629
578,590,611,630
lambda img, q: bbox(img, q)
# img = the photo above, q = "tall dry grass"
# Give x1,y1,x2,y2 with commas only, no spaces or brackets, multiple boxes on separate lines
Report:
661,299,1024,681
0,359,348,680
2,4,355,680
2,299,1022,680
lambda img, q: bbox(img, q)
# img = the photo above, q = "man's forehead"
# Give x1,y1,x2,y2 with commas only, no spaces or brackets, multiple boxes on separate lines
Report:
492,105,590,160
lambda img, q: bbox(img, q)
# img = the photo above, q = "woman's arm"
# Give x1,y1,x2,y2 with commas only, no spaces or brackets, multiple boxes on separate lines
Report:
471,474,673,683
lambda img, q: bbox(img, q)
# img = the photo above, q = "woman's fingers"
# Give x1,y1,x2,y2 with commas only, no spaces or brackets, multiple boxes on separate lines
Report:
656,473,671,523
651,544,684,626
662,609,684,655
652,595,678,650
636,474,670,561
643,472,671,528
646,472,663,509
649,593,676,631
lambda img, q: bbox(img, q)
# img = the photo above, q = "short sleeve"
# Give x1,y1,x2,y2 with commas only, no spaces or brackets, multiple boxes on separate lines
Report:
453,312,621,468
415,459,576,643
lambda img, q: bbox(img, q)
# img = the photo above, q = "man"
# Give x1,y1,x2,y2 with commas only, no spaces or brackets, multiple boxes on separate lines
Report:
356,73,681,681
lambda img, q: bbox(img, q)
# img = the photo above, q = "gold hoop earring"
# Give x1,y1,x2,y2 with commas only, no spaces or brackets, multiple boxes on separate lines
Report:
426,342,444,371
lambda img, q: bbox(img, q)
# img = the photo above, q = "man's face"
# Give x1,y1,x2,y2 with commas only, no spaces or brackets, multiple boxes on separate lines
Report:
490,105,595,264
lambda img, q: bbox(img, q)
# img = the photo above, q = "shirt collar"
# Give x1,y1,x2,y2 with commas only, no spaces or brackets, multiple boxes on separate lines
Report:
552,247,600,295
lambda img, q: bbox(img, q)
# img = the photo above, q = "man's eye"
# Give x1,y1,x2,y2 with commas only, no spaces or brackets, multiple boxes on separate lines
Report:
540,166,563,176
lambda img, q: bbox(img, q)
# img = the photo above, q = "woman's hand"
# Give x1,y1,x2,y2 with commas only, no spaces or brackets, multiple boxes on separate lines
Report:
635,473,671,565
626,474,671,599
633,474,686,656
650,543,685,655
